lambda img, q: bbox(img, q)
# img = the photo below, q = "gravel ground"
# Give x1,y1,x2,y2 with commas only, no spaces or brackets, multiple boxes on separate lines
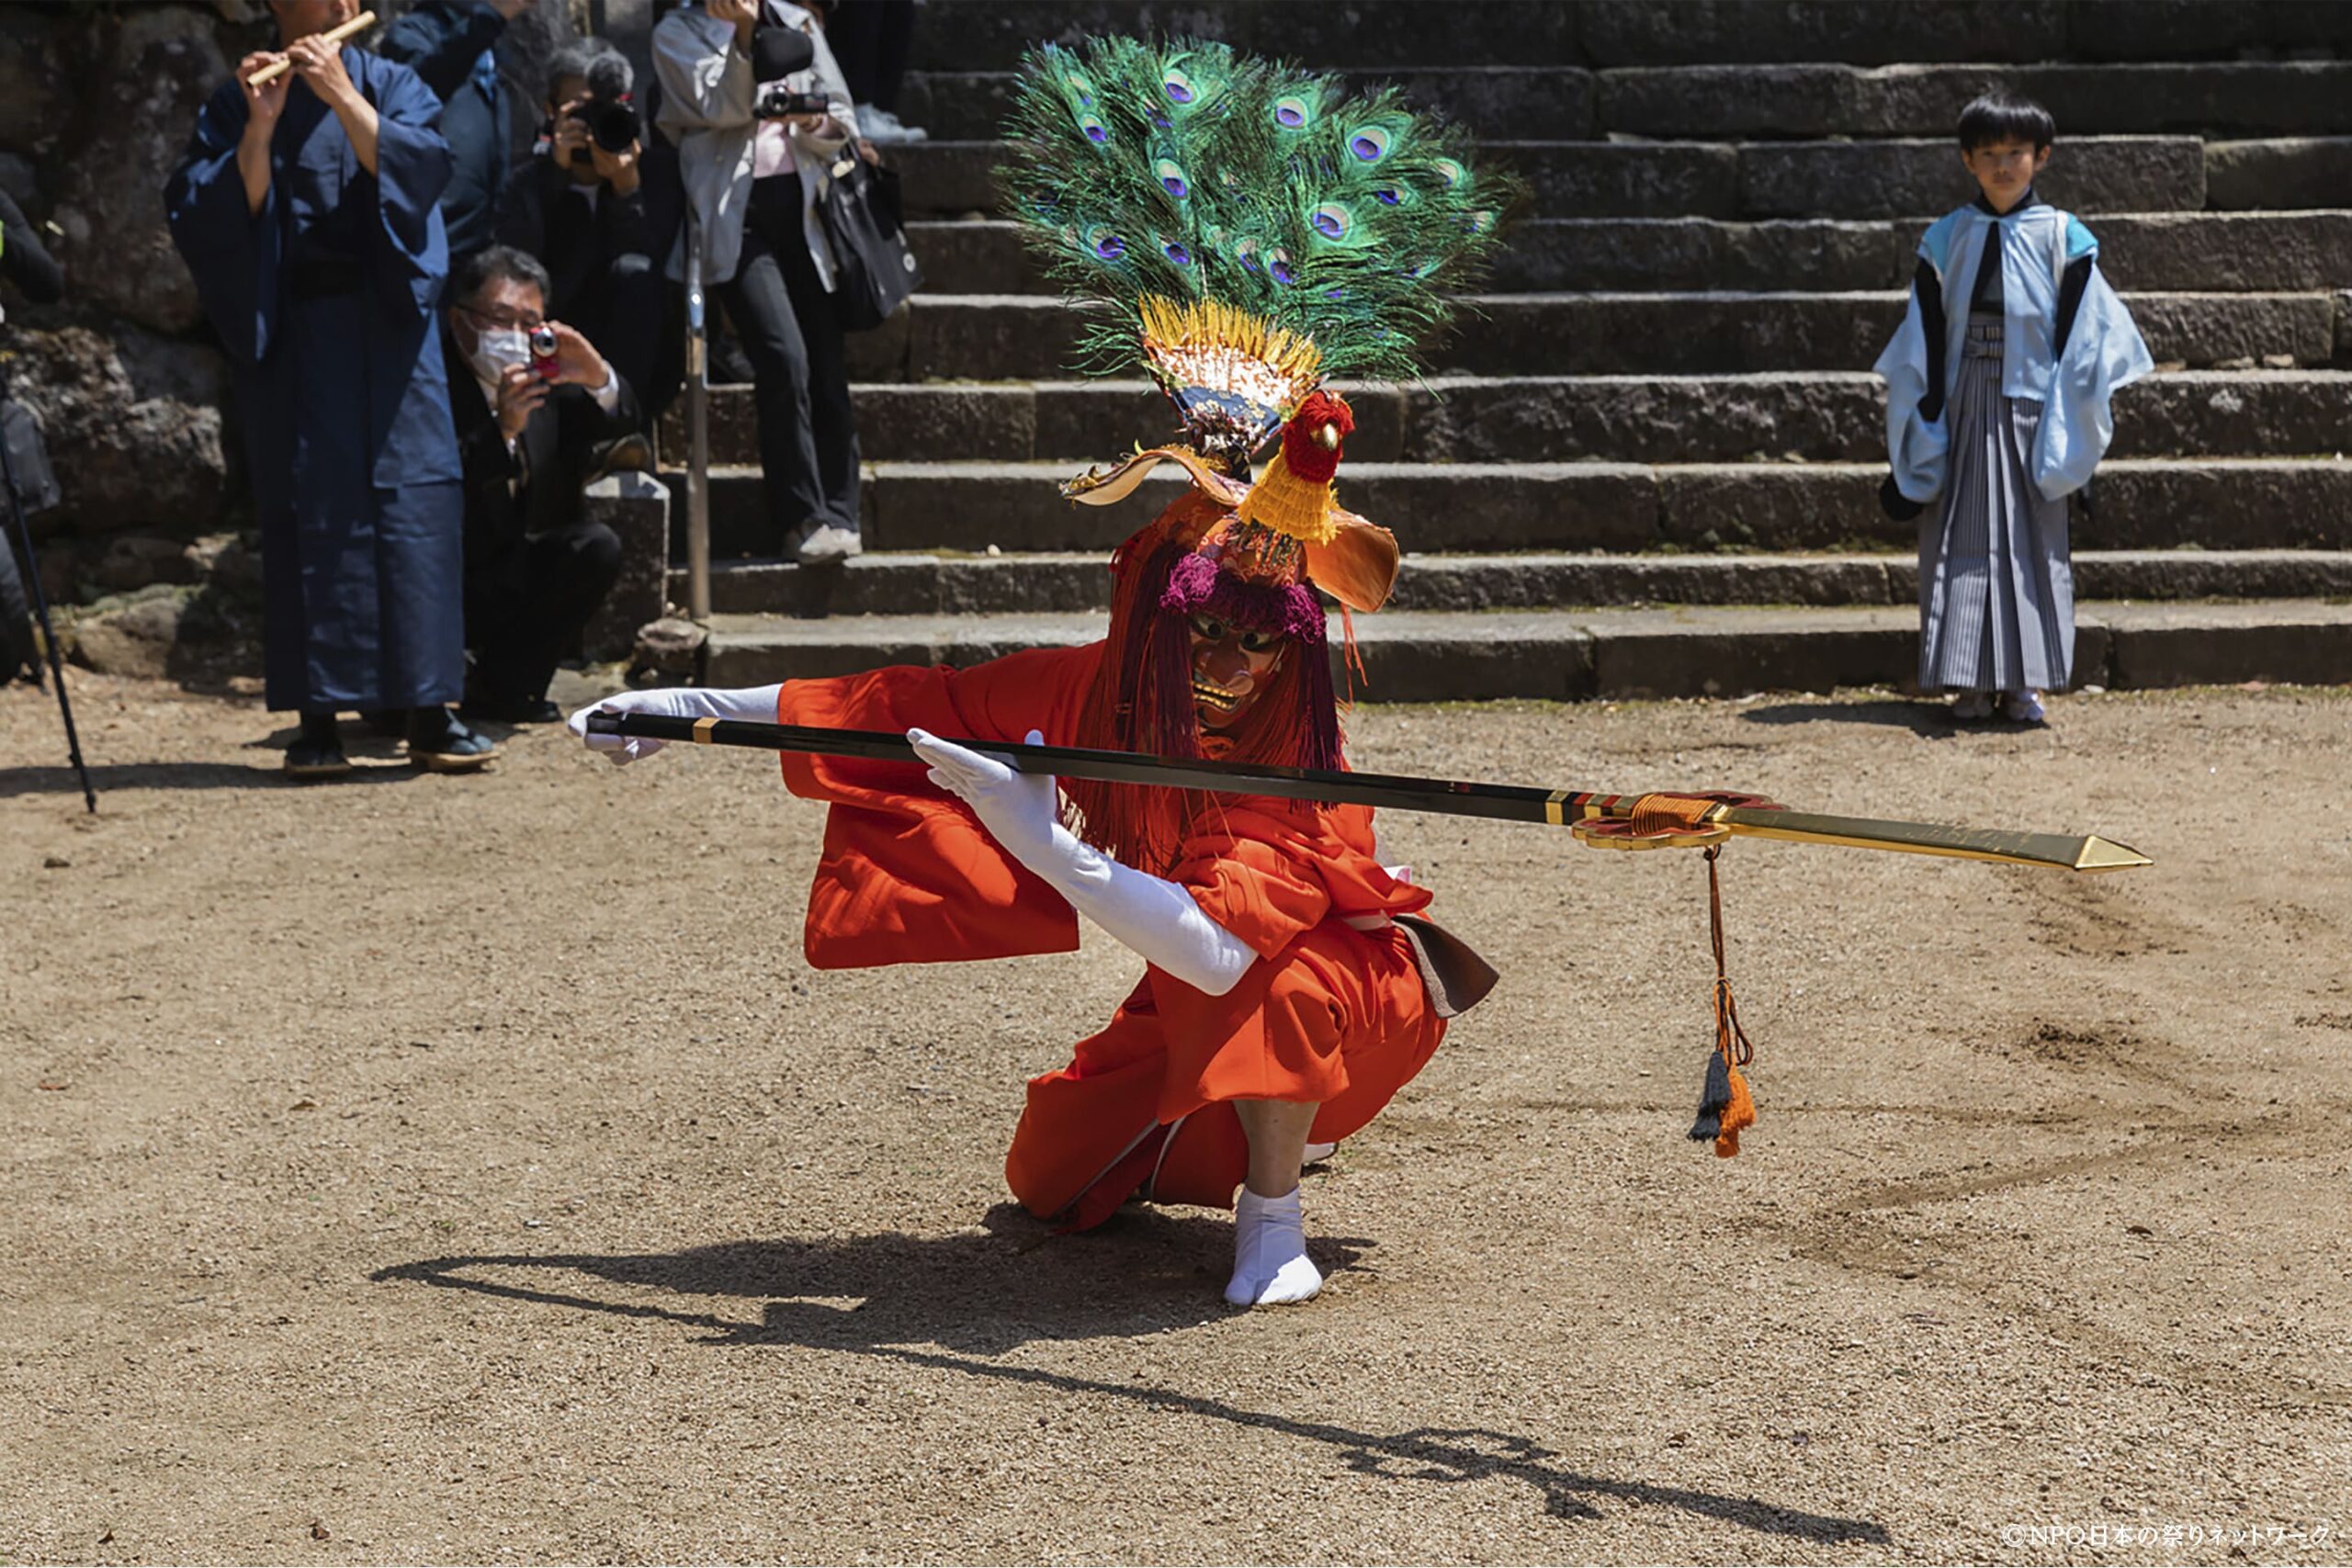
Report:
2,673,2348,1565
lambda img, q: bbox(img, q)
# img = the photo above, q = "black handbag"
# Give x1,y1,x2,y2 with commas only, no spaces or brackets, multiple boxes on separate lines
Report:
815,151,922,332
0,398,55,681
2,398,59,516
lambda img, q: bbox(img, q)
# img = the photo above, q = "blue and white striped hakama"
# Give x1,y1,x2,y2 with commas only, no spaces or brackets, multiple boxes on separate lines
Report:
1918,315,2075,694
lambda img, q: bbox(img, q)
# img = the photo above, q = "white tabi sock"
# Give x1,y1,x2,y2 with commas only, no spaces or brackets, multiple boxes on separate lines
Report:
1225,1185,1324,1307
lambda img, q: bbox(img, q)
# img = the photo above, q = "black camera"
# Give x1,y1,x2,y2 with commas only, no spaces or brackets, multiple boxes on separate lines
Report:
750,23,821,118
753,81,830,118
539,49,640,163
581,94,639,153
541,94,638,157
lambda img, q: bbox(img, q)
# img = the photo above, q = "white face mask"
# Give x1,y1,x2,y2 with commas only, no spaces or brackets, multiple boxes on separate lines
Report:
468,327,531,382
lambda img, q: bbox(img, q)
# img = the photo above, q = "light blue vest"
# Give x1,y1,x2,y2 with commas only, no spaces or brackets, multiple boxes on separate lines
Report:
1876,203,2151,502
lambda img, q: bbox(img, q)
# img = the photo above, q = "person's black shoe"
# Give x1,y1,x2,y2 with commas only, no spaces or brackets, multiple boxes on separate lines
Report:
285,713,352,780
458,694,563,725
407,705,500,772
709,333,755,388
584,432,655,487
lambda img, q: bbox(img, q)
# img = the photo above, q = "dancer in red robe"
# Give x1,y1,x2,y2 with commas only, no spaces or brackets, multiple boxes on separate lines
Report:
573,427,1488,1307
574,36,1510,1303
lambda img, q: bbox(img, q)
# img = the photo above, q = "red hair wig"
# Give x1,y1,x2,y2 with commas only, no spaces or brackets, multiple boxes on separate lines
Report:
1065,493,1343,873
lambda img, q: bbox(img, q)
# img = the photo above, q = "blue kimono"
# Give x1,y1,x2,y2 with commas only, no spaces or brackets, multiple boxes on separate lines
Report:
1875,200,2153,506
165,50,467,714
1873,197,2153,694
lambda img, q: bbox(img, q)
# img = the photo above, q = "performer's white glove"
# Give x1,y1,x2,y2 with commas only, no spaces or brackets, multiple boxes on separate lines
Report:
567,683,783,765
908,728,1256,997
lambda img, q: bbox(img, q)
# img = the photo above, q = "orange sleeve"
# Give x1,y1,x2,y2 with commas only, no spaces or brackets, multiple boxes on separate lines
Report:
775,645,1102,970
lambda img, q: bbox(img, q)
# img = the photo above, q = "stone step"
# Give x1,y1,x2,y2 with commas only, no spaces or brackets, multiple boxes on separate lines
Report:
1505,211,2352,294
2206,139,2352,211
1579,1,2352,67
675,548,2352,619
905,211,2352,296
892,135,2230,220
1449,291,2339,375
703,599,2352,700
899,67,1591,143
835,291,2339,381
905,0,2352,71
1596,62,2352,140
1730,136,2215,220
898,62,2352,145
665,458,2352,558
1393,370,2352,465
909,0,1576,72
662,371,2352,467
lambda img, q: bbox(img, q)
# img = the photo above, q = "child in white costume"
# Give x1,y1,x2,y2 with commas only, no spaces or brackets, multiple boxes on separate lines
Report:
1875,93,2153,725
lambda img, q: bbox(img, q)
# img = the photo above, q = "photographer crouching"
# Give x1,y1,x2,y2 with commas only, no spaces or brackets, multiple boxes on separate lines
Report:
445,247,640,723
497,38,663,426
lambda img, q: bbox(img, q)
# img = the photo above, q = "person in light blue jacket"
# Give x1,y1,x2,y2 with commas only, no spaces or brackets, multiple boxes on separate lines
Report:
1874,93,2153,726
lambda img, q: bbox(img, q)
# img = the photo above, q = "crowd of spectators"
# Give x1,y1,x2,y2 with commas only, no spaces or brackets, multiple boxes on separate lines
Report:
150,0,919,777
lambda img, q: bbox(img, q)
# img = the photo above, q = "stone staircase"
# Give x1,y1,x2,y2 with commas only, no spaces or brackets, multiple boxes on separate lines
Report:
664,0,2352,697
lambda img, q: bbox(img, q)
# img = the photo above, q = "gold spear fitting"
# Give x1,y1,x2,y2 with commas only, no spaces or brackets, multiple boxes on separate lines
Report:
1571,793,2151,873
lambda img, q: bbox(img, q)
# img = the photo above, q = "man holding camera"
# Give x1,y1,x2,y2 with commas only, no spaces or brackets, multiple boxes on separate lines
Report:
443,246,640,724
497,39,663,415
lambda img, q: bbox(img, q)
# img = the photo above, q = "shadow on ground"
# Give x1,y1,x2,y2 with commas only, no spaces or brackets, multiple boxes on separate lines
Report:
1739,699,1957,736
0,717,536,795
0,759,431,795
375,1206,1891,1543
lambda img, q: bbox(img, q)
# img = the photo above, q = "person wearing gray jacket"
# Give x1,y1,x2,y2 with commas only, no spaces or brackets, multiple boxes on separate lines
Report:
654,0,861,563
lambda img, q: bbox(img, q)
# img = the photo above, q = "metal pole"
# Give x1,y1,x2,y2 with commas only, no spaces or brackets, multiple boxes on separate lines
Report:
683,207,712,623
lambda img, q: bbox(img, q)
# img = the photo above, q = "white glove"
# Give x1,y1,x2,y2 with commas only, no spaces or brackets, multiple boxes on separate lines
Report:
908,728,1255,997
567,683,783,765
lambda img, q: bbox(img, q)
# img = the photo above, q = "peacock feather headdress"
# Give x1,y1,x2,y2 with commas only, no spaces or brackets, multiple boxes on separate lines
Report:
1002,38,1513,476
1001,37,1516,871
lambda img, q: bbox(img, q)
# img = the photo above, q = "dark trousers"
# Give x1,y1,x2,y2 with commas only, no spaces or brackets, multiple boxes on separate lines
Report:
827,0,916,113
542,191,663,421
716,173,861,542
573,252,661,420
466,520,623,703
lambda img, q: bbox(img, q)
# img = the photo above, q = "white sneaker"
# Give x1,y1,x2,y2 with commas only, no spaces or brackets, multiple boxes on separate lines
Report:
796,525,864,566
1950,691,1994,721
1302,1141,1338,1166
855,105,927,144
2001,689,2047,724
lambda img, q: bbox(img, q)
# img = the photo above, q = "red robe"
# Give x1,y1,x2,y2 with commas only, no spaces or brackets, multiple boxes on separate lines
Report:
775,644,1446,1228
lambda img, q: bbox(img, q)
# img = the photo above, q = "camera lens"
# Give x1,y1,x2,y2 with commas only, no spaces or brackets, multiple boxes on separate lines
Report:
590,98,639,153
529,324,559,357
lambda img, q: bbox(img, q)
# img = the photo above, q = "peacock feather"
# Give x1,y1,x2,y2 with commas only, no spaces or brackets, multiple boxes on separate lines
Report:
1000,36,1517,454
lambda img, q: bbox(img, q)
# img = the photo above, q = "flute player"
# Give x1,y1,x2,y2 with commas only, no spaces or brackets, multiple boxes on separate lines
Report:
166,0,496,778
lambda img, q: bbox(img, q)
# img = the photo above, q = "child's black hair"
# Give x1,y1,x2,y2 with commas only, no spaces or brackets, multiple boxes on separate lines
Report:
1957,92,2056,152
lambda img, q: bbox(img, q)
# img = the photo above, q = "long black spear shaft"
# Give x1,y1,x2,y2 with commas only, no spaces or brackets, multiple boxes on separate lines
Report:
0,415,94,813
582,711,2149,873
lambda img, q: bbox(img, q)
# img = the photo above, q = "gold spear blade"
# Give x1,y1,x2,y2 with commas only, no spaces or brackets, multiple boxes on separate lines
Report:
1709,806,2152,873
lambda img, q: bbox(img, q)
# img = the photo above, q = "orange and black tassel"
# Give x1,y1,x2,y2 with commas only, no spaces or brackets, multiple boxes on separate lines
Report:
1686,845,1758,1157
